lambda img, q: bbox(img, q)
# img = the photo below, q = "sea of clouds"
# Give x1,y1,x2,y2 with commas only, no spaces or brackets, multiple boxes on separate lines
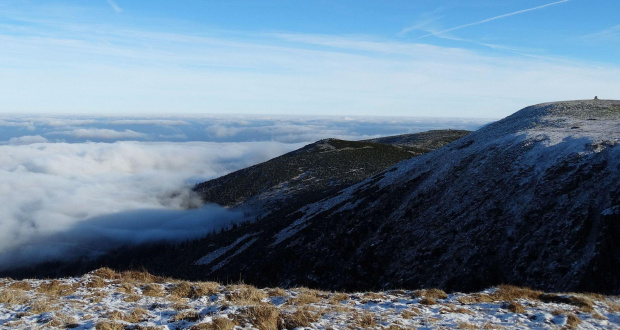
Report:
0,114,489,270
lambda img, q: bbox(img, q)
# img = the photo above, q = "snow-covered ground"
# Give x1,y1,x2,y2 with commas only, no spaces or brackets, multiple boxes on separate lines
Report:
1,269,618,329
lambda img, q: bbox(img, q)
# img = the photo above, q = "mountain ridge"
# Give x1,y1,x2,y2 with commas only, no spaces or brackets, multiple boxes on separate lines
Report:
194,99,620,293
3,100,619,294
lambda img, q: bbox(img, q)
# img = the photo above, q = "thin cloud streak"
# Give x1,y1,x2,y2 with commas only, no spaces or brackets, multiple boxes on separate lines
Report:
419,0,570,39
106,0,122,13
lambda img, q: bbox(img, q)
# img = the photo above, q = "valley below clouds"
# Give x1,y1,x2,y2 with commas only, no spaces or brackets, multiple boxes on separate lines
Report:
0,114,487,270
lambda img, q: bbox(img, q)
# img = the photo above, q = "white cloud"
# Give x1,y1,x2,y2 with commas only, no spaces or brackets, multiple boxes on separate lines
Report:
0,140,302,269
55,128,147,139
109,119,190,126
7,135,48,145
583,24,620,41
105,0,122,13
0,13,618,118
417,0,570,38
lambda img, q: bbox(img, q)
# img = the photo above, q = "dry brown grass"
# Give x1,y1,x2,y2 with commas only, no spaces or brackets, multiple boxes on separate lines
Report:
37,280,77,297
169,282,193,299
117,282,135,294
363,292,384,300
505,301,525,313
0,289,28,305
539,293,594,313
240,305,280,330
481,322,501,329
212,317,237,330
604,301,620,314
8,281,32,291
291,292,321,305
107,307,150,323
565,313,582,329
413,288,448,300
171,310,202,323
226,285,267,304
142,283,166,297
195,281,220,297
457,293,494,304
86,276,107,289
120,269,164,284
357,312,375,327
46,312,77,328
171,302,191,311
93,267,120,280
401,307,421,319
95,321,125,330
190,317,236,330
328,292,349,305
440,304,475,315
385,325,403,330
29,299,58,314
419,297,437,305
457,321,478,329
267,287,286,297
282,306,321,328
168,281,218,300
579,292,607,301
492,285,542,301
85,289,108,303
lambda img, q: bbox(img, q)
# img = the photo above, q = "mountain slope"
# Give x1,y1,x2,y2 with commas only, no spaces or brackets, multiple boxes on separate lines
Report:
194,130,470,215
192,100,620,293
0,130,470,280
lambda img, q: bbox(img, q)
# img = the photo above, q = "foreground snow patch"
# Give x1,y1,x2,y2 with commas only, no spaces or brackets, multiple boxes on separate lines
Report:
0,269,619,329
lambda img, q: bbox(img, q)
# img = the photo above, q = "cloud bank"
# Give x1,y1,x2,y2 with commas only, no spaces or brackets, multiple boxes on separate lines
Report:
0,114,489,144
0,140,301,270
0,114,489,270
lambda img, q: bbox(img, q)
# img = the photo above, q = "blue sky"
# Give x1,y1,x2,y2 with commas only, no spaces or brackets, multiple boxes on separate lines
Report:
0,0,619,117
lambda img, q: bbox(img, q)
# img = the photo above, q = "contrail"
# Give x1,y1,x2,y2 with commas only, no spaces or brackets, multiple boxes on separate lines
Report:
106,0,122,13
419,0,569,38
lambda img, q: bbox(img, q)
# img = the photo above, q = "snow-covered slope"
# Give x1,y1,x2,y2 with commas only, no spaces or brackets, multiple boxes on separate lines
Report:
191,100,620,293
9,101,618,296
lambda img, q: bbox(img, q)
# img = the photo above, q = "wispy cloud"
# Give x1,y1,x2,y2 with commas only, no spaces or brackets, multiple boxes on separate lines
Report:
398,16,445,37
53,128,147,140
419,0,570,39
0,1,619,118
582,24,620,41
106,0,122,13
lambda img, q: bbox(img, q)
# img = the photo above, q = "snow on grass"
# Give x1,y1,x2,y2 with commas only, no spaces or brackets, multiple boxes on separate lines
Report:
0,269,618,329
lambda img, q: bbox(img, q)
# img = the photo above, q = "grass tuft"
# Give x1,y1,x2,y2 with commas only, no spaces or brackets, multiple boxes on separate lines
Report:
0,289,28,305
141,283,165,297
413,288,448,300
241,305,279,330
282,306,321,328
37,280,77,297
540,293,594,312
190,317,236,330
226,285,267,304
357,312,375,327
94,321,125,330
171,310,202,323
492,285,541,301
419,297,437,305
505,301,525,313
92,267,120,280
565,313,582,329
